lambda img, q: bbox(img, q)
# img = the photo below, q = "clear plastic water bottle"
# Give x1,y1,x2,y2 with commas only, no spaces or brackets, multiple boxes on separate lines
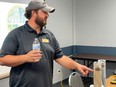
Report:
32,38,40,50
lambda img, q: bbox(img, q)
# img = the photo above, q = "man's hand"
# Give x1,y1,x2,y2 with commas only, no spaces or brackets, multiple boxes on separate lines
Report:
25,50,42,62
55,55,93,76
76,63,93,76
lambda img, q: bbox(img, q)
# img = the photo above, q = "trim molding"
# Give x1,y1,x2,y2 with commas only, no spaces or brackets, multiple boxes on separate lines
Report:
62,45,116,56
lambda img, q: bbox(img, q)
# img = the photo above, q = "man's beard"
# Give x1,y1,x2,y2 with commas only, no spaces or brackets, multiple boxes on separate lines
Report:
35,16,47,28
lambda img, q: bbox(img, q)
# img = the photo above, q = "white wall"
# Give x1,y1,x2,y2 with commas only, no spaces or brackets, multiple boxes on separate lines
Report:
46,0,74,47
75,0,116,47
0,0,29,4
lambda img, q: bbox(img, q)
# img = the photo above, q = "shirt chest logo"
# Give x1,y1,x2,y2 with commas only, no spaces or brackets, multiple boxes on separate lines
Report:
42,39,49,43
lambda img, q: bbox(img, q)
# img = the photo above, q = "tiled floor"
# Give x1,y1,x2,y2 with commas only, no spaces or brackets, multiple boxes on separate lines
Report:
53,77,93,87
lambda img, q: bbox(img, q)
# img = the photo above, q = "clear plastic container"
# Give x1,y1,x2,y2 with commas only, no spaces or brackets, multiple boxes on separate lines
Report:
94,61,102,87
98,59,106,87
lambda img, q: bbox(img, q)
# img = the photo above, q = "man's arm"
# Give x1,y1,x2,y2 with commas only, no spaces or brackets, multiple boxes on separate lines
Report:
0,50,42,67
55,55,93,76
0,55,27,67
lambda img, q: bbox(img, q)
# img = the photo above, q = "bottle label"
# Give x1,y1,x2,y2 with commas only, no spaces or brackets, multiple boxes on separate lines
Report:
33,44,40,50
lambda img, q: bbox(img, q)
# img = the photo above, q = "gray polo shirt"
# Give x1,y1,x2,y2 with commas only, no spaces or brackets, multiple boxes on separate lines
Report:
0,22,63,87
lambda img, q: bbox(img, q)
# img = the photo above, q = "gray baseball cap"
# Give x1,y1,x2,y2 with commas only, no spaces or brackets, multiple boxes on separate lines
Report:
26,0,55,13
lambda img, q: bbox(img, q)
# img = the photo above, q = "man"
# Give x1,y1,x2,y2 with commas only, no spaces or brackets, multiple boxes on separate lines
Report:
0,0,93,87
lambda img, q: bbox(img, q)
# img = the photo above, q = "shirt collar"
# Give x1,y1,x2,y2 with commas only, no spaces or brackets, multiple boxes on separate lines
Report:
25,21,47,34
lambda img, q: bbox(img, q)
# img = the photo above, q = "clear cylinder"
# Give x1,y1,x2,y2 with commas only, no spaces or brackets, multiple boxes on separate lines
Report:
94,61,102,87
98,59,106,87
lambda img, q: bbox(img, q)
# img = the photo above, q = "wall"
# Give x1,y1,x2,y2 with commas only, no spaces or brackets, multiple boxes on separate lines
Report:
46,0,74,47
75,0,116,47
75,0,116,77
0,0,74,86
0,0,29,4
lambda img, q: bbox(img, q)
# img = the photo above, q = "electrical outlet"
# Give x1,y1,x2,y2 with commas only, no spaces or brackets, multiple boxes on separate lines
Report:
57,69,63,81
57,69,61,74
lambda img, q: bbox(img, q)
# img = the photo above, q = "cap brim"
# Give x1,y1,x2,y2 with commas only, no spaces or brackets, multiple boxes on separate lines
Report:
41,5,55,13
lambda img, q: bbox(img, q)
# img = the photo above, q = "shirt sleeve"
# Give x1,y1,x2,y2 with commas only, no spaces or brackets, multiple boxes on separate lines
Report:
0,29,19,57
49,32,64,59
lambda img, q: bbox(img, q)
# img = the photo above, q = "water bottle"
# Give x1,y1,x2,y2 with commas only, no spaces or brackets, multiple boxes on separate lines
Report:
32,38,41,61
32,38,40,50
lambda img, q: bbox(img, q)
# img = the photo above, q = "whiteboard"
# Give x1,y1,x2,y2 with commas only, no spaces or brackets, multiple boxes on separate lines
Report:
0,2,27,79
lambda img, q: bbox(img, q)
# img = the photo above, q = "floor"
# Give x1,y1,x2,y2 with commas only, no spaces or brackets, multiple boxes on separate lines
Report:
53,77,93,87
